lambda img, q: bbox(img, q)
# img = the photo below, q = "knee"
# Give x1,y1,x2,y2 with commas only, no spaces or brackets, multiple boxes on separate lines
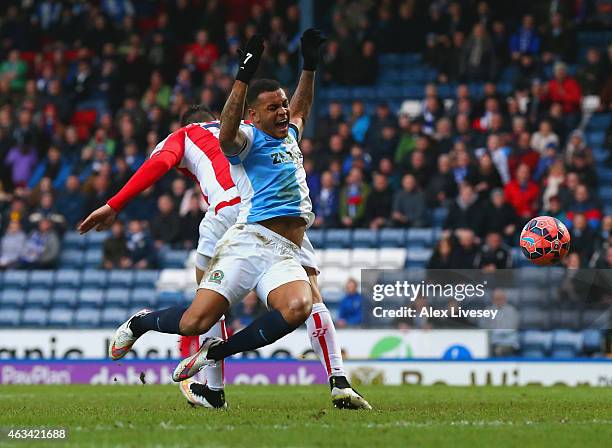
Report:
283,294,312,326
180,311,213,336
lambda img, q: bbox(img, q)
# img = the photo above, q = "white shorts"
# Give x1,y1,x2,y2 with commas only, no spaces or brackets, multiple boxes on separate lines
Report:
198,223,310,307
195,204,319,275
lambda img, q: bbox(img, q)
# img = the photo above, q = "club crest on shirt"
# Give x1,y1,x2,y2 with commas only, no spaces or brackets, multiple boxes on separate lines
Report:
209,270,224,284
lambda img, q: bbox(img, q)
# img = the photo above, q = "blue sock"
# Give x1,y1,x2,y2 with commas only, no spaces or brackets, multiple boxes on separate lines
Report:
130,305,188,337
207,309,295,361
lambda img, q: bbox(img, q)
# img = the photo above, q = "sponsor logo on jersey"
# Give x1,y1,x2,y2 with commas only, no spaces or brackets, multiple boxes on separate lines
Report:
209,270,224,284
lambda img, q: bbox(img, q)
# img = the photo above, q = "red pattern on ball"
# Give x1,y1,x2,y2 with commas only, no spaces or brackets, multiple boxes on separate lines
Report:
519,216,571,265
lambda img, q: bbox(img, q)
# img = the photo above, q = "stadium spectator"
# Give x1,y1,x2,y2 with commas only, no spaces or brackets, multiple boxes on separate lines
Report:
483,289,519,357
339,167,370,228
466,152,503,200
450,228,479,269
180,195,205,249
337,278,362,328
426,154,457,207
567,184,602,228
541,12,575,63
570,213,597,264
475,232,512,271
0,220,26,269
444,183,487,236
313,171,340,228
125,219,156,269
151,194,181,249
509,14,540,60
5,132,37,188
0,50,27,91
530,120,560,156
230,291,265,330
461,23,497,82
28,192,66,233
363,173,393,229
577,48,606,95
504,164,540,219
18,218,60,269
392,174,427,227
188,29,219,73
103,221,130,269
427,237,453,270
544,62,582,116
28,145,71,189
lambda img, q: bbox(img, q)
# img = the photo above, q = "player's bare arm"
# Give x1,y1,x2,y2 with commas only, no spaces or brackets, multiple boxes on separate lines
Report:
289,28,327,135
219,34,264,156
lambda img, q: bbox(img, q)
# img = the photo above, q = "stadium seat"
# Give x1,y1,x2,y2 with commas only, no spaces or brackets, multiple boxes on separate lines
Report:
25,289,52,307
379,248,408,269
520,287,547,307
52,288,78,307
587,113,611,130
351,249,379,269
131,288,156,307
78,289,105,308
1,288,25,308
83,249,103,268
74,308,101,328
55,269,81,288
378,229,405,248
47,309,73,327
351,229,378,248
306,229,324,248
134,270,160,288
325,229,352,248
321,286,344,303
105,287,131,306
431,208,448,227
21,309,48,326
85,230,110,247
550,310,580,330
551,330,582,357
62,231,83,250
318,266,351,291
582,329,602,353
108,270,134,288
162,250,189,269
0,309,20,326
581,309,610,328
521,330,553,355
3,270,29,288
406,228,434,247
101,308,128,327
322,249,352,268
587,131,605,147
82,269,108,288
59,249,84,268
29,270,55,288
157,290,186,308
405,247,431,268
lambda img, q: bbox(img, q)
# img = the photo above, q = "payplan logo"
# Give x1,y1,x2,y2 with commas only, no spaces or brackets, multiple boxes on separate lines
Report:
369,336,413,358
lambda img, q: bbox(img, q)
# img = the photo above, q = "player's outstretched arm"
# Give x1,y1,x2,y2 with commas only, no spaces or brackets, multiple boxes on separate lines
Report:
219,34,264,156
289,28,327,136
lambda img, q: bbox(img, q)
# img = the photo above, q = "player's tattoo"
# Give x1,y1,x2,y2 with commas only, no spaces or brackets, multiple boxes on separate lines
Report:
289,70,315,135
219,81,248,155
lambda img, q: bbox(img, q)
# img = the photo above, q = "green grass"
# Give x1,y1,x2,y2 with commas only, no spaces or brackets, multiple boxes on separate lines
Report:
1,385,611,447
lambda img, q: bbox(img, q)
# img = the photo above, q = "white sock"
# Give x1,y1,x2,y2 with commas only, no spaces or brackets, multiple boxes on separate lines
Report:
306,303,346,378
200,316,227,391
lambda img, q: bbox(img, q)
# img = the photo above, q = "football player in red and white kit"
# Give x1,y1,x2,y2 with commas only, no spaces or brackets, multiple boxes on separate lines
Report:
79,105,370,410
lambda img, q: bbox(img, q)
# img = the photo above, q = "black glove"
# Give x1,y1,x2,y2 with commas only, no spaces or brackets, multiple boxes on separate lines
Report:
300,28,327,71
236,34,264,84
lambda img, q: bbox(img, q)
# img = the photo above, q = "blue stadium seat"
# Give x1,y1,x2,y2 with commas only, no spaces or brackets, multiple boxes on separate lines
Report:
78,289,104,308
59,249,84,268
587,113,611,131
521,348,546,358
0,309,20,326
52,288,78,307
520,309,550,330
108,270,134,288
25,289,52,307
29,270,55,288
63,231,83,249
325,229,352,248
600,186,612,202
83,249,103,268
587,131,605,147
550,310,580,330
82,269,108,288
431,208,448,227
55,269,81,288
85,230,110,247
320,287,344,303
406,228,434,247
105,288,131,306
131,288,157,307
3,270,29,288
134,270,159,288
74,308,101,328
582,329,602,353
306,229,324,248
379,229,405,248
521,330,553,354
551,330,582,357
21,309,47,326
593,148,607,163
157,290,185,307
162,250,189,269
1,289,24,308
520,287,547,307
405,247,432,268
47,309,73,327
352,229,378,248
101,308,128,327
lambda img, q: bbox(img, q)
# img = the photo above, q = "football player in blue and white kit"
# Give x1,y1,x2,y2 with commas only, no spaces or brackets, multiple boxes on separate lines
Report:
109,30,369,409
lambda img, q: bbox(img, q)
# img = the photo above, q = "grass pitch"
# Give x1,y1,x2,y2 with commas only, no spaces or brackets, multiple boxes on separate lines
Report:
1,385,611,447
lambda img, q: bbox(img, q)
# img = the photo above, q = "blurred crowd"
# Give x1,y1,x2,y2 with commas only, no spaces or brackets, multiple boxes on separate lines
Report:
0,0,611,274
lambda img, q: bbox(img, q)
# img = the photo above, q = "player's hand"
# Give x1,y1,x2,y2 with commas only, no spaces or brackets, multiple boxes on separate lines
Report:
236,34,264,84
78,204,118,234
300,28,327,71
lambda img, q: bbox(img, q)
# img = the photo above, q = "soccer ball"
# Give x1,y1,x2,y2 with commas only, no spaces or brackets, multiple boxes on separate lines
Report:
519,216,571,265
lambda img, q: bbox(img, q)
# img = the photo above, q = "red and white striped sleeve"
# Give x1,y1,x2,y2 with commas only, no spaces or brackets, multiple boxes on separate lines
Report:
106,128,186,212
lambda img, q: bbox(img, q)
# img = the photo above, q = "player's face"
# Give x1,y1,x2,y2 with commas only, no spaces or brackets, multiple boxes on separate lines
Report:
250,89,290,139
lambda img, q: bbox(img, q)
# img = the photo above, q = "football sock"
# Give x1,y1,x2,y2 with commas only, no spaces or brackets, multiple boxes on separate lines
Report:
207,309,295,361
201,318,226,391
306,303,347,378
130,305,188,338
